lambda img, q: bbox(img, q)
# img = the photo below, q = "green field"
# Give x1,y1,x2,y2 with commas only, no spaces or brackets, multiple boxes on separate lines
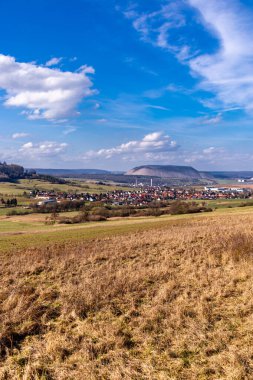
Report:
1,178,253,254
0,178,135,213
194,197,253,209
0,178,134,197
1,204,253,253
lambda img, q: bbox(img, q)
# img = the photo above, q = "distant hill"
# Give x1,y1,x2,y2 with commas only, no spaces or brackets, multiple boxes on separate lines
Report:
207,171,253,180
0,163,70,184
126,165,202,179
33,168,110,177
199,171,216,180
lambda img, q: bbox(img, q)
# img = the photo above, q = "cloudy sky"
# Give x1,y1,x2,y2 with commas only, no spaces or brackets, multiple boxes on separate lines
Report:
0,0,253,170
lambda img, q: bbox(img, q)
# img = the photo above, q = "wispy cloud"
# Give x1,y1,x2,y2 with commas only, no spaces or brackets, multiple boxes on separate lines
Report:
202,146,224,155
124,2,195,61
63,127,77,135
0,54,95,121
90,94,173,129
147,105,170,111
123,56,158,76
45,57,62,67
183,146,237,168
12,132,30,139
144,83,193,99
125,0,253,113
188,0,253,112
198,113,222,125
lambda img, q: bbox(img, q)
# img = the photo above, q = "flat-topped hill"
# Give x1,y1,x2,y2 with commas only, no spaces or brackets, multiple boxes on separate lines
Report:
126,164,202,179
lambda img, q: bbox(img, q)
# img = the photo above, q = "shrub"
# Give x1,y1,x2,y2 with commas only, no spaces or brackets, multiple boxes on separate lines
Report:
57,211,104,224
148,207,162,217
169,200,213,215
58,217,73,224
91,207,109,218
170,201,189,215
6,209,30,216
87,215,107,222
72,212,89,223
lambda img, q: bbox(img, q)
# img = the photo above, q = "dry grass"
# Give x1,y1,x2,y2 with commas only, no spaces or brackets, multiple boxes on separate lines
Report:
1,213,253,379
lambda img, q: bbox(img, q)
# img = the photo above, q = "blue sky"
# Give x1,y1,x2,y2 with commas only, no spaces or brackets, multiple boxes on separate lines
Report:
0,0,253,170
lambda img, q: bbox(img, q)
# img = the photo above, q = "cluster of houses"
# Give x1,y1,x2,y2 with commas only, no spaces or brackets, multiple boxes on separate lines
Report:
32,186,252,207
204,186,245,193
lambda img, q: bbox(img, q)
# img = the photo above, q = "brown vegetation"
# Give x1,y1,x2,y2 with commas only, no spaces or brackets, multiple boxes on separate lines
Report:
169,200,212,215
44,201,212,226
1,213,253,379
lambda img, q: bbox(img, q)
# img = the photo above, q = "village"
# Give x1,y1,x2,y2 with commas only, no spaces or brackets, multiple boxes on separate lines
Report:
32,185,252,207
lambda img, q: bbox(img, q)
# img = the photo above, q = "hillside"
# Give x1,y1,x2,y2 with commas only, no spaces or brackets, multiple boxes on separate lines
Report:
207,171,253,180
33,168,110,176
0,162,24,180
126,165,202,179
1,212,253,379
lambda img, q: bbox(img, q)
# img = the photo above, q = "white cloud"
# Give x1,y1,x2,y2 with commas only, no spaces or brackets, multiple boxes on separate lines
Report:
125,0,253,112
124,2,194,60
12,132,30,139
202,146,224,155
19,141,68,157
188,0,253,111
45,57,62,67
144,84,193,99
148,105,170,111
94,102,100,109
183,146,225,165
83,132,178,160
198,113,222,125
0,54,95,121
63,127,77,135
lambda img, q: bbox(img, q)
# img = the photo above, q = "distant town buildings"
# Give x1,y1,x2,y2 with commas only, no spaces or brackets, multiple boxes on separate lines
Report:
32,185,252,207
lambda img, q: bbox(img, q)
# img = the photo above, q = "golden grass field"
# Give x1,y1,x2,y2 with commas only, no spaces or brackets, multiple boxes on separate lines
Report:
1,209,253,379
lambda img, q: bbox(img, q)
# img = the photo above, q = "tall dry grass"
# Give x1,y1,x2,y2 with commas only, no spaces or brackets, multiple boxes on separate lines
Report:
1,213,253,379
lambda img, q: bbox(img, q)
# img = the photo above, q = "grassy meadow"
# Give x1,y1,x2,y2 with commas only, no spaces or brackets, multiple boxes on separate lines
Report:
2,179,253,378
1,207,253,379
